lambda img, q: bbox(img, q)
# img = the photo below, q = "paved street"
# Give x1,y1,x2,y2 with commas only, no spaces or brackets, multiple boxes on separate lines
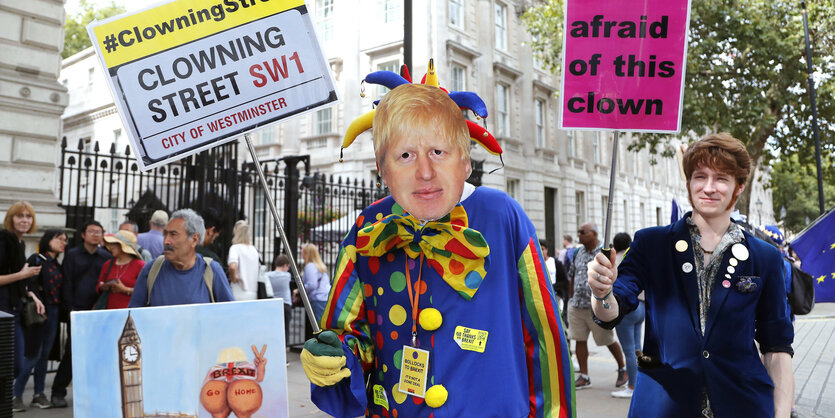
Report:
14,303,835,417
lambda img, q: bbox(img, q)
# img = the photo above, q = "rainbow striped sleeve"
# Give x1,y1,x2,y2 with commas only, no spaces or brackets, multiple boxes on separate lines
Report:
320,244,375,368
518,238,576,418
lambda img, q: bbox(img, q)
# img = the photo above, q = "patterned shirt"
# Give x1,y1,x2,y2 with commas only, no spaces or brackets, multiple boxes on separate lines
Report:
686,217,744,334
686,216,744,418
569,244,602,309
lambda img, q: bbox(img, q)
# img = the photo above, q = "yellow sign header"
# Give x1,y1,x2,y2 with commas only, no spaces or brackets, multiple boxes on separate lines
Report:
90,0,305,68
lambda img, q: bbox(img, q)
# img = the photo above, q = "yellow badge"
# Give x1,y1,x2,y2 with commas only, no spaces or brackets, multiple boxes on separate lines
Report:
398,346,430,398
373,384,389,410
453,326,489,353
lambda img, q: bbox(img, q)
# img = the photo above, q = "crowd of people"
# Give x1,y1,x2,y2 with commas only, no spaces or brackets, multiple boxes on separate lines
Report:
0,203,327,412
0,129,809,417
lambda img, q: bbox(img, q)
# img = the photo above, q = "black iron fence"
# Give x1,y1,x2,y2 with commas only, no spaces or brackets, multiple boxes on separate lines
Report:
59,137,386,345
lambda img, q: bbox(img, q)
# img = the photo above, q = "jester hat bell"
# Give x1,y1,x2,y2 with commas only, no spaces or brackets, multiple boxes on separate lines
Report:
340,59,503,162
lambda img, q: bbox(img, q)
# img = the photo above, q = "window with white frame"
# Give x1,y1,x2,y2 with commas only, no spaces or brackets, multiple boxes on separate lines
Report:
535,99,546,148
575,190,586,229
632,149,639,176
87,68,94,91
315,0,333,41
382,0,400,24
494,2,507,51
623,199,629,232
377,60,399,96
649,159,655,181
593,132,601,164
254,190,266,238
450,63,466,91
601,195,608,222
259,125,275,145
315,107,332,134
567,130,575,158
506,178,520,201
531,34,543,69
113,129,122,152
496,83,509,136
449,0,464,28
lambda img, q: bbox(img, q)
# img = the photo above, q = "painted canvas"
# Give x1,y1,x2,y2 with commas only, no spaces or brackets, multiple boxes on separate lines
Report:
72,299,288,418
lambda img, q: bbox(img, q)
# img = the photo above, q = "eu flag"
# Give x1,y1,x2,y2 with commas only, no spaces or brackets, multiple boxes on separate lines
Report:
791,207,835,303
671,198,684,224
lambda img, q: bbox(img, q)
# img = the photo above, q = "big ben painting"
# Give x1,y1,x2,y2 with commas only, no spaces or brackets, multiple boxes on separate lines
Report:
119,313,144,418
70,299,289,417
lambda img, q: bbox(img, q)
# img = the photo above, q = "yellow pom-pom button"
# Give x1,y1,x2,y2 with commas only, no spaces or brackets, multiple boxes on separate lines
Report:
425,385,447,408
418,308,442,331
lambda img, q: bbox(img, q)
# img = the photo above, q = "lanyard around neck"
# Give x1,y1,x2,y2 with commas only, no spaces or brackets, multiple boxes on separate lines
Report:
404,253,425,347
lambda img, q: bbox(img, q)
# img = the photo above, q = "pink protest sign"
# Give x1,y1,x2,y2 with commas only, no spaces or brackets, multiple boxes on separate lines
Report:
559,0,692,132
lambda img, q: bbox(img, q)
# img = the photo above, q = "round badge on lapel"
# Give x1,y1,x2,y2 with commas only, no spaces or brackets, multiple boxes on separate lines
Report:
729,258,738,267
725,274,731,279
675,240,689,252
682,262,693,273
727,266,735,274
722,280,731,288
731,243,749,261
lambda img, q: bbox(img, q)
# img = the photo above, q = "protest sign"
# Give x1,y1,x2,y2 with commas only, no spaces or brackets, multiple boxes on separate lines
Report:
72,299,288,417
559,0,692,132
87,0,338,170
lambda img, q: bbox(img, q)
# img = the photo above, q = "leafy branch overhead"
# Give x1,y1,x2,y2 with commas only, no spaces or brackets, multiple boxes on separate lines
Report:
63,0,126,59
524,0,835,216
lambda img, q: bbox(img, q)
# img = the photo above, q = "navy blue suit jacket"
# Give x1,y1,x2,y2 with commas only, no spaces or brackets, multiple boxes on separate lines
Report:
597,214,793,417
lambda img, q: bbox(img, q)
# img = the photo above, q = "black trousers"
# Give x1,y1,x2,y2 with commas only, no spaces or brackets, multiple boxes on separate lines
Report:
284,304,292,347
51,320,71,397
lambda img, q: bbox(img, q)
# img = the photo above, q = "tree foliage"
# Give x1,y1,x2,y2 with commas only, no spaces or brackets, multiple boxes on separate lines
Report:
63,0,126,58
769,154,835,233
524,0,835,216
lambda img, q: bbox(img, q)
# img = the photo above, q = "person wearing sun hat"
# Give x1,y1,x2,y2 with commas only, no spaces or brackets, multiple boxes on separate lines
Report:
300,61,575,417
97,230,145,309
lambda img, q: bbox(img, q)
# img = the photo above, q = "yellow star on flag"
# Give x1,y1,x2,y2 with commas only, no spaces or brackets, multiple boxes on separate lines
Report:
831,272,835,279
817,275,826,284
830,242,835,250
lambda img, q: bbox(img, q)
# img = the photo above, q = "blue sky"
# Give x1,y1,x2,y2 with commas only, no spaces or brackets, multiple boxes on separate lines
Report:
72,299,288,418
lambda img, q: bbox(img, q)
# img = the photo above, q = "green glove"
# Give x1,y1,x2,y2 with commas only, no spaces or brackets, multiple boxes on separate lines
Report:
304,330,344,356
301,331,351,386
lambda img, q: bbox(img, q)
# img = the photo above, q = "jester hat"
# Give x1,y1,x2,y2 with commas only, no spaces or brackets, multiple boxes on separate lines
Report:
340,59,503,162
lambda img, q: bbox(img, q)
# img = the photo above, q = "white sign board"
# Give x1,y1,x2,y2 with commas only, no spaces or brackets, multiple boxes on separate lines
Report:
88,0,338,170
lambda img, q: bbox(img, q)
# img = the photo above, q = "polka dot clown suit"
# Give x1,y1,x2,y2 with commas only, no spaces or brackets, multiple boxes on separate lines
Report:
311,187,576,417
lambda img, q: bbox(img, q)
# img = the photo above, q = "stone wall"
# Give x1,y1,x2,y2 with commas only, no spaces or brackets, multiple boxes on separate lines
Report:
0,0,69,248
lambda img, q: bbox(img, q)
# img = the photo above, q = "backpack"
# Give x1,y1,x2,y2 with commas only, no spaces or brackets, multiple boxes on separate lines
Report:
146,256,215,306
788,263,815,315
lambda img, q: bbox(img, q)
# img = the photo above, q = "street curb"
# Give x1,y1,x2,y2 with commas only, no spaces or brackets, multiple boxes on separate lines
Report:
797,314,835,320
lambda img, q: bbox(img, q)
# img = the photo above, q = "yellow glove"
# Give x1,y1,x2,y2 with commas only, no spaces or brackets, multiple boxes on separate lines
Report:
300,331,352,387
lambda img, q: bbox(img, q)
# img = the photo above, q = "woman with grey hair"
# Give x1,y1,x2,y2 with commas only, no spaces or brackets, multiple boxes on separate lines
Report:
227,220,260,301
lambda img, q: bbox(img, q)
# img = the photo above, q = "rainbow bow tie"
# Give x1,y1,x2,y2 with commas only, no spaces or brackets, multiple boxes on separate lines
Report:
355,205,490,300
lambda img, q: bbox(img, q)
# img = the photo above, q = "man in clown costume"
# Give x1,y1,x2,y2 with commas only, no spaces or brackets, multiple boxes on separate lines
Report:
300,64,575,417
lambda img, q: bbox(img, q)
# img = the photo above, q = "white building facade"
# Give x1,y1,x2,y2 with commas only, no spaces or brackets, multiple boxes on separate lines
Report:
58,0,778,247
0,0,68,246
250,0,693,247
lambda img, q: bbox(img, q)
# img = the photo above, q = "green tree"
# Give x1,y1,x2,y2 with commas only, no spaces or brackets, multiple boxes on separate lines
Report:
524,0,835,217
770,154,835,233
63,0,126,58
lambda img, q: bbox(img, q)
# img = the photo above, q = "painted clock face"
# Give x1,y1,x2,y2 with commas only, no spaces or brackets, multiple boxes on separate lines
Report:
122,344,139,363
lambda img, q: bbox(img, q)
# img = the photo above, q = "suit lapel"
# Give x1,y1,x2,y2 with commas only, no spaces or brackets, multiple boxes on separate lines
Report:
671,220,701,338
704,237,749,341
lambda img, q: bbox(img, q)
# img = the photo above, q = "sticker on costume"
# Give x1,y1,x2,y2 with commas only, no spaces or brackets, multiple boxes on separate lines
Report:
373,384,389,409
398,346,429,398
453,326,489,353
